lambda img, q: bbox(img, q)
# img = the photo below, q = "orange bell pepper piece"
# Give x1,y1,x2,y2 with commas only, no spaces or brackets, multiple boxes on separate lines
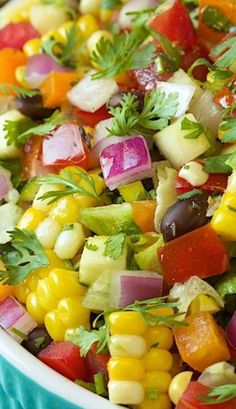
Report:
132,200,156,233
198,0,236,46
0,48,26,94
174,312,230,372
0,284,15,301
40,71,83,108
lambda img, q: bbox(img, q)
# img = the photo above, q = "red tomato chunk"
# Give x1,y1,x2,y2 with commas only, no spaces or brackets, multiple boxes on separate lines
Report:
0,22,39,50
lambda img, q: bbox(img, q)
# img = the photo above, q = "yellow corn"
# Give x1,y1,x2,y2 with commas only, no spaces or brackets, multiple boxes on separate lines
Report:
108,357,145,381
144,326,174,350
136,395,172,409
144,348,173,372
49,196,81,225
23,38,42,57
17,208,46,231
77,14,100,39
109,312,147,336
15,66,29,88
99,9,113,24
35,217,62,249
188,294,220,315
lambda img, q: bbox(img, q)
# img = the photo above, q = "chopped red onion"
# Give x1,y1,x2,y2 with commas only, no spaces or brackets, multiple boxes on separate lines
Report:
89,136,122,169
26,54,71,88
0,167,12,201
225,311,236,350
0,296,37,343
110,271,163,308
100,135,152,190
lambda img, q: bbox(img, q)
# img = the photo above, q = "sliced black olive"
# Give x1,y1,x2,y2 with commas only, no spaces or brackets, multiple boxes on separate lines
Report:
22,326,52,356
15,94,54,120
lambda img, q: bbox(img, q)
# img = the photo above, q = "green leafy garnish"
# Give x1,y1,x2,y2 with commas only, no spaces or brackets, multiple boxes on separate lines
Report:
37,167,100,203
127,8,156,28
211,36,236,69
101,0,122,9
85,243,98,251
202,6,231,33
200,384,236,404
94,373,107,396
0,159,22,188
150,30,182,72
34,336,47,349
104,232,126,260
4,110,68,147
75,380,96,393
177,189,204,200
0,229,49,285
67,325,109,357
91,28,156,80
123,297,187,328
0,84,40,99
181,117,205,139
203,154,233,174
108,89,179,137
219,117,236,142
11,327,29,340
42,23,85,68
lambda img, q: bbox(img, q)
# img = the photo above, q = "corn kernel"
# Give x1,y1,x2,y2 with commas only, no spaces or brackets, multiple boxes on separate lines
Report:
37,250,68,279
144,348,173,372
109,335,146,358
57,296,90,328
45,309,66,341
108,380,145,405
79,0,102,17
25,273,39,292
26,292,46,324
188,294,220,315
15,283,30,304
33,184,62,212
144,326,174,350
108,357,145,381
49,196,80,225
35,217,62,249
77,14,100,39
87,30,112,58
99,9,113,24
54,223,85,259
109,312,147,336
48,269,85,299
23,38,42,57
41,29,65,44
17,208,46,231
168,371,193,405
143,371,172,393
36,278,59,312
15,66,29,88
137,394,172,409
57,21,74,39
150,307,175,317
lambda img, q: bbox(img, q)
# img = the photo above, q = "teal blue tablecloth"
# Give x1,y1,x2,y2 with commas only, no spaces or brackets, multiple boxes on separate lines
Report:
0,356,83,409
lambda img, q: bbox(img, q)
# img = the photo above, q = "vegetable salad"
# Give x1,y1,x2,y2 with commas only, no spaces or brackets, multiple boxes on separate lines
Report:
0,0,235,408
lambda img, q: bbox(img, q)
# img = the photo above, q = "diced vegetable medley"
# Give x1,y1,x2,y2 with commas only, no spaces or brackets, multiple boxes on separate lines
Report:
0,0,236,408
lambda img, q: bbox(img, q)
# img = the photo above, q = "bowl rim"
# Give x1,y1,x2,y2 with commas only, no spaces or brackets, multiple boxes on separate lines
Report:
0,328,124,409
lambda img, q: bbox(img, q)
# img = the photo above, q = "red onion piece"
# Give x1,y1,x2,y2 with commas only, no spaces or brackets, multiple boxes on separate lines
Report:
0,168,12,200
100,135,152,190
89,136,122,169
225,311,236,350
110,271,163,308
26,54,72,88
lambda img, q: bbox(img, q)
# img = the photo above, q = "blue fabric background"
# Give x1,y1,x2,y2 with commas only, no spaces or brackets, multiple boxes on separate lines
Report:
0,356,83,409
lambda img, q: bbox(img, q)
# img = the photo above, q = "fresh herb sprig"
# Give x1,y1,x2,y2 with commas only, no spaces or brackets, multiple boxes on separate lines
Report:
177,189,204,201
202,6,231,33
219,117,236,142
91,29,156,80
101,0,122,9
42,24,85,68
211,36,236,69
4,110,68,147
181,117,205,139
108,89,179,137
0,229,49,285
0,84,40,99
104,221,141,260
67,323,109,357
201,384,236,404
37,167,100,204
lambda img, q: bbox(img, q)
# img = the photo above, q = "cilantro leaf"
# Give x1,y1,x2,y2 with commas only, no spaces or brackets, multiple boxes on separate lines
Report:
4,110,68,147
200,384,236,404
91,29,156,80
0,229,49,285
181,117,205,139
0,84,39,99
67,325,109,357
104,232,126,260
101,0,122,9
211,36,236,69
202,6,231,33
85,243,98,251
126,8,156,29
120,221,141,235
177,189,204,200
149,30,182,71
34,336,47,349
108,89,179,137
219,117,236,142
37,167,100,203
203,154,232,174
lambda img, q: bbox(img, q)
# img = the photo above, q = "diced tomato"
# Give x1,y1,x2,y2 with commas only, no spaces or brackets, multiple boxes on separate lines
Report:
85,343,110,384
176,174,228,196
158,224,230,286
74,105,112,128
149,0,197,51
23,136,56,180
214,86,236,109
177,381,236,409
42,123,89,170
38,341,89,382
129,63,171,92
0,22,39,50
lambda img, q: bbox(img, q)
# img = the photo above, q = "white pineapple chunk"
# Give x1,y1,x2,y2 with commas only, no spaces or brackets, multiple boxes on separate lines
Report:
0,203,23,243
156,81,196,117
154,161,177,232
29,5,68,35
154,114,210,169
189,89,222,135
0,110,23,159
168,68,203,101
67,70,119,113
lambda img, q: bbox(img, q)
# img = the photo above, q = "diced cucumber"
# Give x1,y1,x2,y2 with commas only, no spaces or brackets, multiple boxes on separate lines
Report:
118,181,146,202
82,271,112,311
79,236,127,285
80,203,133,235
0,202,23,243
154,113,210,169
134,235,164,271
20,177,39,202
0,110,23,159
